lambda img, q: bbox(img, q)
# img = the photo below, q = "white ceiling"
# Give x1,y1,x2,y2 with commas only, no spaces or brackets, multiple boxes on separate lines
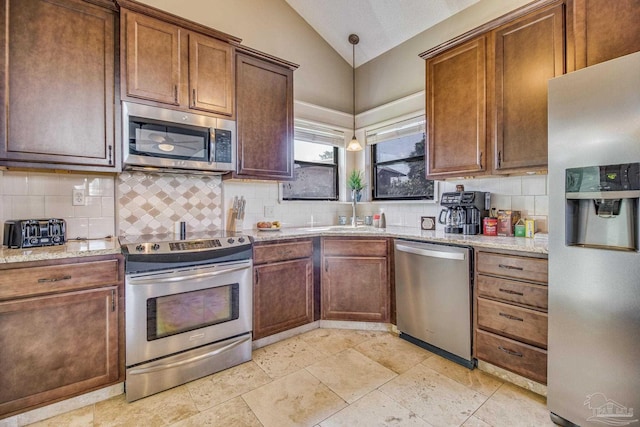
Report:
285,0,481,67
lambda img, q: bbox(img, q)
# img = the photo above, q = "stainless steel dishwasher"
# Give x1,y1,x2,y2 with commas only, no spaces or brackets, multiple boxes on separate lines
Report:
394,239,474,368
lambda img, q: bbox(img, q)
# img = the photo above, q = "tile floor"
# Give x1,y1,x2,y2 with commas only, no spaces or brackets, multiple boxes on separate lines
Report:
25,329,554,427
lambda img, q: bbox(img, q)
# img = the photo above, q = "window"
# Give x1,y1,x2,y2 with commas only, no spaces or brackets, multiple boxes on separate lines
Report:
281,121,343,201
368,116,435,200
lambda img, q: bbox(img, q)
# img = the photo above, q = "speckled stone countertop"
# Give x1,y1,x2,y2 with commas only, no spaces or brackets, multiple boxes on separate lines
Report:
251,225,548,255
0,238,121,264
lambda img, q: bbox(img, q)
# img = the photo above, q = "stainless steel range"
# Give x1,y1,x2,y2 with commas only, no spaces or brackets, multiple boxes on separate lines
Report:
120,231,253,402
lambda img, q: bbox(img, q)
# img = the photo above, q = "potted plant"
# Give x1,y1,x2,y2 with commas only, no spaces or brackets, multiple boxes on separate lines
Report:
347,169,366,201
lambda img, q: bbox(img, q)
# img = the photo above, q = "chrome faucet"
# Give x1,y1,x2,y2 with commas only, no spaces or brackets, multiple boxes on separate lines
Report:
351,189,358,227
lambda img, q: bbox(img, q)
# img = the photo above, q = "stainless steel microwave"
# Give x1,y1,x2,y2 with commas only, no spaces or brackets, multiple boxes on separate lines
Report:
122,102,235,174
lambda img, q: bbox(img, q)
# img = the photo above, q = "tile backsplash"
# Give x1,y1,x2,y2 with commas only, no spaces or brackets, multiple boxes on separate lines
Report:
1,169,548,242
0,170,116,240
117,171,223,236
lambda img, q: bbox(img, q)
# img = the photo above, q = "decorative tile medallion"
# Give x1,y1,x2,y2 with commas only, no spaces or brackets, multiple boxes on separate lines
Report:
118,171,222,236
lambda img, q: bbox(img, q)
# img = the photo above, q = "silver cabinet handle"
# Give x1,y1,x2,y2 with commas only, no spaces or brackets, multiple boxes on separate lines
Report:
499,312,524,322
38,275,71,283
498,346,523,357
499,288,524,296
498,263,523,271
395,244,466,261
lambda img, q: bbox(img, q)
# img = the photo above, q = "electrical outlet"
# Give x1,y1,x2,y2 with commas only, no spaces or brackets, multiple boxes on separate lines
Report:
264,205,275,218
72,188,85,206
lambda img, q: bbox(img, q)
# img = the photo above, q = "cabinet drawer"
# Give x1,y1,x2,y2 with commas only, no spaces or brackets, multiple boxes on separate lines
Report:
476,329,547,384
323,238,387,257
477,298,547,348
477,252,548,283
0,259,120,300
254,240,313,264
477,275,548,310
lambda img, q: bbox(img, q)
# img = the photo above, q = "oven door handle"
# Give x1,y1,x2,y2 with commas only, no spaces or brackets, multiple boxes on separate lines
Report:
127,335,251,376
128,264,251,285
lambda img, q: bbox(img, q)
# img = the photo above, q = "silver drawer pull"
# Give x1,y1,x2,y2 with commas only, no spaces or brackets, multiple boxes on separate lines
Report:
498,346,523,357
498,263,524,271
37,275,72,283
499,312,524,322
499,288,524,296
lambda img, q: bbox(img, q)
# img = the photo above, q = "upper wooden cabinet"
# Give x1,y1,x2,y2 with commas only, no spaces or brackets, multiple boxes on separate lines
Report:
0,0,117,172
568,0,640,70
425,36,487,178
120,6,236,117
234,48,297,180
491,3,564,174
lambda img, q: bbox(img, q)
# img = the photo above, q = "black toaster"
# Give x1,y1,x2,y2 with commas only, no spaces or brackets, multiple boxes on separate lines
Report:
3,219,66,249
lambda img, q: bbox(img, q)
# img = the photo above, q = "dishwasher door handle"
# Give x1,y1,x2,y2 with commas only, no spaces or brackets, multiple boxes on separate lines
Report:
395,244,466,261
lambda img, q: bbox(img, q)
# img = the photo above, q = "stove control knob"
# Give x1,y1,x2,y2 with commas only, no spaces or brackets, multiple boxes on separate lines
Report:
227,238,235,244
151,243,160,251
135,244,144,252
238,237,246,243
30,238,38,244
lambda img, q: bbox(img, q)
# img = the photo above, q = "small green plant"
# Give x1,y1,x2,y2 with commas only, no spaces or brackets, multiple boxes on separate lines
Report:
347,169,366,191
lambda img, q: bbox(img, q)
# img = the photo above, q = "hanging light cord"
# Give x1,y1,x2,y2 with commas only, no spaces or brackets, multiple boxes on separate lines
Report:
348,34,361,151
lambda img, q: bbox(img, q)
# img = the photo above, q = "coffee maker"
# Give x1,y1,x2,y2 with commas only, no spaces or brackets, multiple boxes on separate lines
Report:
439,191,490,234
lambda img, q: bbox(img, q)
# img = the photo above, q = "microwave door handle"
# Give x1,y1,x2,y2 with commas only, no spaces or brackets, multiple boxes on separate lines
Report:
209,130,215,164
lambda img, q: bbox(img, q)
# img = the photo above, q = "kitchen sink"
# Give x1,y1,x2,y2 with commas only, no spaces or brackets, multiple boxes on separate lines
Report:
300,225,379,232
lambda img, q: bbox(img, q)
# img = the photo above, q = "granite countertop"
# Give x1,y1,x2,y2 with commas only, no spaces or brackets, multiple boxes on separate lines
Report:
251,225,549,255
0,238,121,264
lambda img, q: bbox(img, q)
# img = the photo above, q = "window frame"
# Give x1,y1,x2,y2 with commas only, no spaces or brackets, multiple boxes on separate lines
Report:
367,116,435,201
281,144,340,201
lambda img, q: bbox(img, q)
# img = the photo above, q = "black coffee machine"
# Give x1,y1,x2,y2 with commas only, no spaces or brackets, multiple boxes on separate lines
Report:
439,191,490,234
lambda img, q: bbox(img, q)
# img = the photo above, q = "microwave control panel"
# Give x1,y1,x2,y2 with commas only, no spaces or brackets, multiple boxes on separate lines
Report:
214,129,232,163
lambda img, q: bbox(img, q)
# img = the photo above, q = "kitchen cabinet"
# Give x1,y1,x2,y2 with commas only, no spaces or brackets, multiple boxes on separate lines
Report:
490,3,564,173
0,255,124,418
474,249,548,384
233,47,297,180
253,239,314,340
567,0,640,70
121,7,235,117
0,0,117,172
424,36,488,178
321,237,390,322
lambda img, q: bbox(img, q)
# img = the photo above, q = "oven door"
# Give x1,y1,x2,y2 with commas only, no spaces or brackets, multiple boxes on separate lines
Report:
125,259,252,367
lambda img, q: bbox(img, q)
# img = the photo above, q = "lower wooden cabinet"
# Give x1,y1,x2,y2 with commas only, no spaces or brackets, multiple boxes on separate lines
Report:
474,249,548,384
0,255,124,418
253,239,314,339
321,237,390,322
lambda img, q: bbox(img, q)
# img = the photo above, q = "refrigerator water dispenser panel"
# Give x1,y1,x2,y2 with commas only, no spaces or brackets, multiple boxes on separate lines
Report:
565,163,639,251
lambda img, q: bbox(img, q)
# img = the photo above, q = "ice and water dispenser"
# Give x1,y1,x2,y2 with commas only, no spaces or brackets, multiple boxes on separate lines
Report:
565,163,639,251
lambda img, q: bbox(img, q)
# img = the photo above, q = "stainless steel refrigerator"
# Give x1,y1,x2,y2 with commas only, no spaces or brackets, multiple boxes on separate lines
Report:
548,52,640,426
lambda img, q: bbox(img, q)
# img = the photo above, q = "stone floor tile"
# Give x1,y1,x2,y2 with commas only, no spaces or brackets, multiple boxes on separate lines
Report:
299,328,383,354
25,405,93,427
252,336,329,379
306,348,397,403
355,333,435,374
168,397,262,427
379,364,488,427
93,386,197,427
318,390,433,427
242,369,347,427
473,383,554,427
461,415,493,426
186,361,271,411
422,356,503,397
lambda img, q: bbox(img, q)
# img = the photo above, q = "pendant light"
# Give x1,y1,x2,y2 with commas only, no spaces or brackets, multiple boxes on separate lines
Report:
346,33,363,152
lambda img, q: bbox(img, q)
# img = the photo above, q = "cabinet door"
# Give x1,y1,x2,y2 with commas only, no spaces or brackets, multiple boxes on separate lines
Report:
322,256,389,322
492,4,564,173
426,36,487,178
124,11,181,105
0,0,116,170
253,258,313,340
188,33,234,116
236,53,294,180
569,0,640,69
0,287,119,417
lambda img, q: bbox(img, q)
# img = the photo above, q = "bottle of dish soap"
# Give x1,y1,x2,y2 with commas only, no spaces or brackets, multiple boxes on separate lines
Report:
379,210,386,229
